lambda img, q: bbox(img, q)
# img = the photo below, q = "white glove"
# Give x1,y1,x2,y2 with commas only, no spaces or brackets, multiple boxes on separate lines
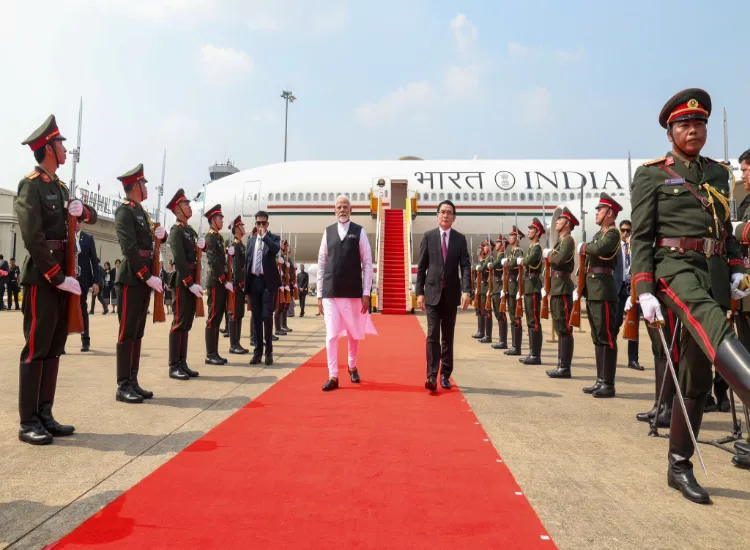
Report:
146,275,163,294
500,290,505,299
543,248,551,259
224,281,234,293
56,276,81,295
278,257,285,264
501,258,508,266
68,200,83,217
285,285,290,291
227,245,235,256
516,257,523,266
639,293,663,323
155,225,167,239
541,288,547,298
730,273,750,300
516,292,520,300
197,238,205,249
189,284,203,297
573,289,579,302
624,295,633,312
577,242,585,254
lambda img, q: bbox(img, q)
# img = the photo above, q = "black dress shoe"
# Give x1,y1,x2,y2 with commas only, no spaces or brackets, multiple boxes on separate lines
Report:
169,366,190,380
38,404,75,436
322,378,339,391
478,336,492,344
627,360,644,371
283,327,293,332
180,361,200,377
735,440,750,454
250,355,262,365
230,345,249,355
265,353,273,365
668,468,712,504
440,376,451,390
205,355,225,365
18,419,53,445
546,366,571,379
349,368,361,383
425,376,437,391
81,343,90,352
272,335,279,341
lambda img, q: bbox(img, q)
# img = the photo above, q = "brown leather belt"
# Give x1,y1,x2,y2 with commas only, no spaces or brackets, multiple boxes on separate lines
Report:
525,272,540,279
138,250,154,259
47,240,65,251
551,270,571,278
588,267,615,276
508,274,518,281
657,237,725,257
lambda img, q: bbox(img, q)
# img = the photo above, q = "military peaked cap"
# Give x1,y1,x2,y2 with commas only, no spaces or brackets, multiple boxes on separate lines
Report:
528,217,545,235
229,215,244,231
560,206,580,228
204,204,223,220
595,192,623,213
22,114,67,151
659,88,711,129
166,188,190,212
117,163,148,186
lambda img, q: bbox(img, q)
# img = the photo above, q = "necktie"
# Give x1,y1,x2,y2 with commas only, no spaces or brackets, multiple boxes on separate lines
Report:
442,231,447,262
254,240,263,275
624,242,631,272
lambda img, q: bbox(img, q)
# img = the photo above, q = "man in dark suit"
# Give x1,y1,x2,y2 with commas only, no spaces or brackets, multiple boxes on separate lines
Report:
244,210,282,365
77,220,102,351
0,254,8,310
297,264,309,316
416,200,472,392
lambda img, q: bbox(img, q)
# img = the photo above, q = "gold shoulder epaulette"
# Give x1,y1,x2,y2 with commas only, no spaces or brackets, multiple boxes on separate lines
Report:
642,157,665,166
58,180,68,191
25,170,39,180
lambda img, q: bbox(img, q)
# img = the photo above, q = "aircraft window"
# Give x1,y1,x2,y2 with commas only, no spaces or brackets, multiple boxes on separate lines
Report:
585,192,592,199
553,193,559,201
290,193,296,201
359,193,365,201
461,193,467,201
512,193,518,201
314,193,319,201
439,193,445,200
274,193,280,201
536,193,542,201
447,193,453,200
471,193,477,201
495,193,501,201
520,193,525,201
306,193,311,201
283,193,288,201
330,193,335,201
544,193,550,201
385,190,389,198
503,193,509,201
267,194,272,202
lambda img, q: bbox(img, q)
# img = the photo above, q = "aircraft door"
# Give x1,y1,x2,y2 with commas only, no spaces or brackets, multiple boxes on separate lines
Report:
243,181,261,217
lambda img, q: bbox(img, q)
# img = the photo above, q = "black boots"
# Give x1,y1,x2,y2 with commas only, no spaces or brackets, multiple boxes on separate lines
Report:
593,345,617,398
282,310,292,332
229,320,249,354
274,310,287,336
130,340,153,399
479,315,492,343
180,332,199,377
583,345,604,394
668,396,711,504
81,336,90,352
18,361,53,445
38,358,75,436
504,325,522,356
636,358,673,427
205,327,227,365
491,318,508,349
472,313,485,339
547,334,573,378
169,332,190,380
712,337,750,407
520,329,541,365
116,342,143,404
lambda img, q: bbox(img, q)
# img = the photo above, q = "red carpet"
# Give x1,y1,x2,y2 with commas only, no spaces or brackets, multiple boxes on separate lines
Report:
48,316,555,549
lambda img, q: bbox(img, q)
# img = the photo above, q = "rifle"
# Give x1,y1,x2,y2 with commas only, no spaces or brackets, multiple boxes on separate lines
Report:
515,251,524,319
500,258,508,313
485,261,493,311
195,244,205,317
66,212,84,334
541,256,551,319
569,251,586,327
473,249,481,309
292,262,300,300
152,223,166,323
226,238,235,315
622,280,639,340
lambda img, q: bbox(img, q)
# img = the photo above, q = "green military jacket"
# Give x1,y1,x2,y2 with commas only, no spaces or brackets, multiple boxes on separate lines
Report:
582,225,620,302
506,246,523,294
477,256,490,294
523,241,543,294
549,234,575,296
732,211,750,311
168,220,198,288
16,166,97,287
232,238,247,289
204,229,228,288
631,152,742,310
115,199,163,286
488,249,504,296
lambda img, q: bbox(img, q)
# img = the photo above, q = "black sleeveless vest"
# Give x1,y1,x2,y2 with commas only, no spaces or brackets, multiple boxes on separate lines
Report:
322,222,363,299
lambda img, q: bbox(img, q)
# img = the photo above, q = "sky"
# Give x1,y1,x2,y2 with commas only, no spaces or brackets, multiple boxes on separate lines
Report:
2,0,749,214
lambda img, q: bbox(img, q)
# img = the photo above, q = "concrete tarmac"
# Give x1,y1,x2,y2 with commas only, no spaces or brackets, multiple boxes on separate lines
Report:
1,305,748,549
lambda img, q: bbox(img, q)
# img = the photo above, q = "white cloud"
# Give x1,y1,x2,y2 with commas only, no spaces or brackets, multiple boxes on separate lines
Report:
241,0,348,34
553,46,586,62
74,0,218,22
450,14,478,52
355,82,436,125
198,45,254,81
520,87,550,125
443,64,483,100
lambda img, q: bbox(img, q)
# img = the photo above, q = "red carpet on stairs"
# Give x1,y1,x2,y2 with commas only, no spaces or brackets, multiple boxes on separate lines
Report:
381,209,407,314
48,316,555,549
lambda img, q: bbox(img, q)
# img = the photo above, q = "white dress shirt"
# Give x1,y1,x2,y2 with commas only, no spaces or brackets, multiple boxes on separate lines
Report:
316,220,373,296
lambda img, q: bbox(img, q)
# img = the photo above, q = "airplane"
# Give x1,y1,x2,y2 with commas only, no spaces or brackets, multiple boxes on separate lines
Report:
188,156,743,292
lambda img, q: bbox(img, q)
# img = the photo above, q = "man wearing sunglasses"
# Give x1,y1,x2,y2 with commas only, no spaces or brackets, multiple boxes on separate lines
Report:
617,220,643,371
244,211,281,365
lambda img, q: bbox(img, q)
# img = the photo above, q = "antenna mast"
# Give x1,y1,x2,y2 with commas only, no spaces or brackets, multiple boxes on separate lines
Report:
723,108,729,164
69,97,83,199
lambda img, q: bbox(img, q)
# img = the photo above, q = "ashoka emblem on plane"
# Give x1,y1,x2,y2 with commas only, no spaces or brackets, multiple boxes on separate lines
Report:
494,171,515,190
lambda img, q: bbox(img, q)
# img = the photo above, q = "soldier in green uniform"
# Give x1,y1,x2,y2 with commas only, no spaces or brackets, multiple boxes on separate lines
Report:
544,208,578,378
114,163,167,403
471,244,486,339
228,215,249,354
202,204,232,364
16,114,98,445
477,241,493,344
503,227,525,355
519,218,544,364
578,193,622,398
489,235,508,349
166,188,202,381
631,88,750,504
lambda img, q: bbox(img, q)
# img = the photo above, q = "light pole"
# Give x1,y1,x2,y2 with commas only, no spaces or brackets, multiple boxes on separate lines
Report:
281,90,296,162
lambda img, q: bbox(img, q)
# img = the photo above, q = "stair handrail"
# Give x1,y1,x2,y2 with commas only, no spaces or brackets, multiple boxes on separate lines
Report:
374,195,383,296
404,195,413,312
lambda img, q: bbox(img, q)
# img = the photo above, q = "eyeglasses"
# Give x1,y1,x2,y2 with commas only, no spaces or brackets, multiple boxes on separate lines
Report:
255,221,268,226
438,210,454,216
621,228,631,234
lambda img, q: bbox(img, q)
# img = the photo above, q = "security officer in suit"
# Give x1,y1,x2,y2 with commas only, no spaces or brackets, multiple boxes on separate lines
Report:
0,255,8,309
202,204,233,365
489,235,508,349
503,227,525,355
519,218,545,364
228,215,249,354
7,258,21,310
632,88,750,503
16,114,97,445
77,220,102,352
578,193,622,398
544,207,578,378
114,163,167,403
166,189,202,380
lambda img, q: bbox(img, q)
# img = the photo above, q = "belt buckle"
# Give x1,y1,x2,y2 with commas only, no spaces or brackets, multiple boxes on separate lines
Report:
703,238,716,258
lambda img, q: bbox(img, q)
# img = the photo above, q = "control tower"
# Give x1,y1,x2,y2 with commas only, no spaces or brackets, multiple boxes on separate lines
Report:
209,159,239,181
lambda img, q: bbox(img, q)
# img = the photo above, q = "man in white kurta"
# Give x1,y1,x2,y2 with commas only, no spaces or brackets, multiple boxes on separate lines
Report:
317,196,376,391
